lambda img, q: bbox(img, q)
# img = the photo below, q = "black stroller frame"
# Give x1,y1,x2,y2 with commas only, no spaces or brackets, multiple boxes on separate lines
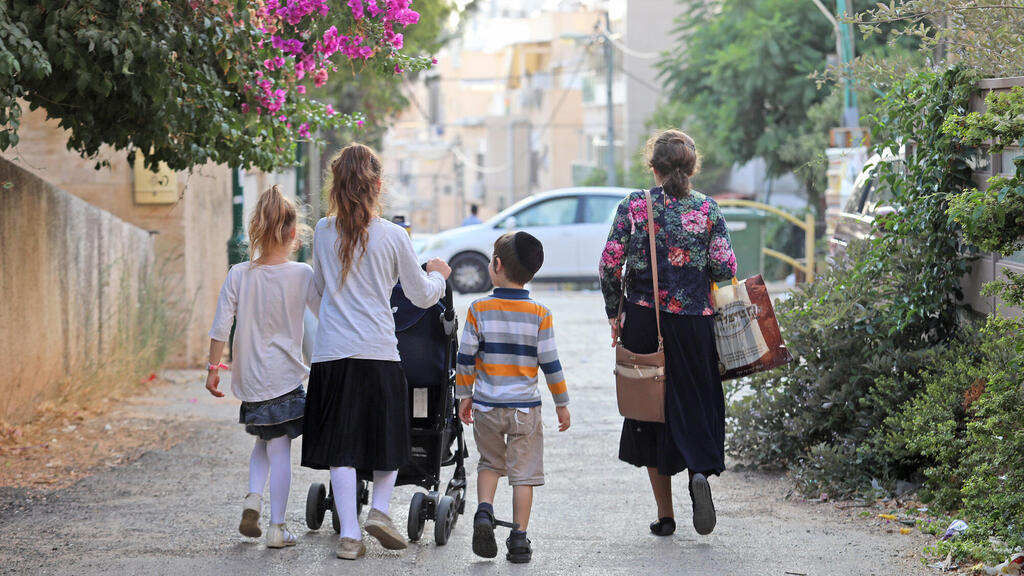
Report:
304,281,468,546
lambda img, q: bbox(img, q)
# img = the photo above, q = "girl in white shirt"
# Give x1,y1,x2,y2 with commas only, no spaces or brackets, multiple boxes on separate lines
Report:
207,185,319,549
303,143,451,560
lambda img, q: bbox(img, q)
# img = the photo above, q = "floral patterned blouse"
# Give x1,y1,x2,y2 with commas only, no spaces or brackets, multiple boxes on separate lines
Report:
599,187,737,318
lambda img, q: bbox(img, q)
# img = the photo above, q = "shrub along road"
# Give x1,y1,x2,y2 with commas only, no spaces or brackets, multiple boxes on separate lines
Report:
0,291,932,575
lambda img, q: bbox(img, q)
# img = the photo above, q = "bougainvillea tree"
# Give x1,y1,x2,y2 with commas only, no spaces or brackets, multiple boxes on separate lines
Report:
0,0,433,171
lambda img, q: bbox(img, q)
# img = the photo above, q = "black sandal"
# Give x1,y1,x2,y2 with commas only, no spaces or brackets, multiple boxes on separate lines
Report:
505,532,532,563
649,517,676,536
472,509,498,558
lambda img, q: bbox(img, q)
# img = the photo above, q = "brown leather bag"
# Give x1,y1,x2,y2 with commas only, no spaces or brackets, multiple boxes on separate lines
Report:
614,190,666,423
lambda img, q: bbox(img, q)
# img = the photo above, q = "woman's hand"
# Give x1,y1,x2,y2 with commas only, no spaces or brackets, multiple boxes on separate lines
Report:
458,398,474,425
608,313,624,348
426,257,452,279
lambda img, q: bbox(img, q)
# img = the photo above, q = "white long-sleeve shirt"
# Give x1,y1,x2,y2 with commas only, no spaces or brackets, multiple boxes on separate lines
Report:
209,261,320,402
311,217,446,363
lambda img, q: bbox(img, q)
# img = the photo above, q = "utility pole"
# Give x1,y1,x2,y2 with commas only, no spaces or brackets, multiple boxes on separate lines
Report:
227,167,246,360
836,0,858,129
604,11,615,187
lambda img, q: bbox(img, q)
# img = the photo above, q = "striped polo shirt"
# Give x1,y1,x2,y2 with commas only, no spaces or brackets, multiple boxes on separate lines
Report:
455,288,569,408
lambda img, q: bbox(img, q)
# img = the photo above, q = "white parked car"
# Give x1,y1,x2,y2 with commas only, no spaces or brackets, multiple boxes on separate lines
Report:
418,187,633,293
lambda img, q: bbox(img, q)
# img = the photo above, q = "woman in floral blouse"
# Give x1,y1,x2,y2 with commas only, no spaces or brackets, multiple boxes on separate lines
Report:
599,129,736,538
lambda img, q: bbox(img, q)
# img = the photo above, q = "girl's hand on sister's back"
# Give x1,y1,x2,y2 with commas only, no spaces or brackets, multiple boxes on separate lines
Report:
458,398,474,425
426,258,452,279
205,371,224,398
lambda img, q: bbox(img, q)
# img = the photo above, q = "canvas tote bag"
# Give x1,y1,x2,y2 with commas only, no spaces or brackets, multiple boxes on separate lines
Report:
710,274,792,380
614,190,666,423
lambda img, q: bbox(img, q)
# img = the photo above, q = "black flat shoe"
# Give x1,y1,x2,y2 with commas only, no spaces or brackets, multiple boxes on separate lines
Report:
649,517,676,536
472,510,497,558
690,473,717,535
505,532,532,564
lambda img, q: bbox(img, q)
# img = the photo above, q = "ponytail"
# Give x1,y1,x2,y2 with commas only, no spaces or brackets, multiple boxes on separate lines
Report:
248,184,302,264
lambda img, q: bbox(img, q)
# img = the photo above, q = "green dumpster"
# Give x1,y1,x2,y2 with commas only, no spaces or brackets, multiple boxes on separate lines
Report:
720,208,764,280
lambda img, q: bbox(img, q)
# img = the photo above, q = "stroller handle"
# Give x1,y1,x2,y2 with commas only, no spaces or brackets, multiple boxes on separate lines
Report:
421,262,456,321
442,280,455,321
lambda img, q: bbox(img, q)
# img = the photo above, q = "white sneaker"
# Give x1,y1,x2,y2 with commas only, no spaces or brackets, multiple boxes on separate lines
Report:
239,493,262,538
266,523,297,548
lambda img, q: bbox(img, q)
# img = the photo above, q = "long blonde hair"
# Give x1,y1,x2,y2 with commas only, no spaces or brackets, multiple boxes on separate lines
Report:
248,185,303,264
326,143,383,285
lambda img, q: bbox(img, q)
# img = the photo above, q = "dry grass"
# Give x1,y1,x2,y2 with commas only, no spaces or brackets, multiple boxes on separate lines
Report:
0,259,192,490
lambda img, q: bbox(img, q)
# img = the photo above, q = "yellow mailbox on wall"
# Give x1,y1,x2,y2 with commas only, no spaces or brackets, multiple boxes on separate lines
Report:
133,154,178,204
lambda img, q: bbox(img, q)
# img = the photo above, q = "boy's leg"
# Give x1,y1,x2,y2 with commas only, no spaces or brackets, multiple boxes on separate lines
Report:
511,486,533,531
477,469,501,505
505,407,543,564
471,408,508,558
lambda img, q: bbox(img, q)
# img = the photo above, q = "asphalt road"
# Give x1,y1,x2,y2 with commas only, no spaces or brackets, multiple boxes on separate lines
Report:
0,290,932,575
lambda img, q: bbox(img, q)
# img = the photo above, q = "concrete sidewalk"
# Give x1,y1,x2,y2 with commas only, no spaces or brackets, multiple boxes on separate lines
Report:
0,291,930,576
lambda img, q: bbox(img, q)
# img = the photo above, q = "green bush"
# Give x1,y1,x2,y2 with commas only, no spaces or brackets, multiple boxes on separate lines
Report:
727,68,976,495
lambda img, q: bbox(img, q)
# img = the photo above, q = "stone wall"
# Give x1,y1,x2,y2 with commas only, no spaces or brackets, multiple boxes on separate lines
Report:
0,159,155,424
1,105,233,366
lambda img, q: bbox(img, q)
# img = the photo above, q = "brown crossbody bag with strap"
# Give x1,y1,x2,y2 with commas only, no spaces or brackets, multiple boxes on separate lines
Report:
613,189,666,423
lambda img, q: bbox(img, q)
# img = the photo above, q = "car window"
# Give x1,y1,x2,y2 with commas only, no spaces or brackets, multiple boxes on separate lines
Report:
844,176,874,215
513,197,578,227
582,195,623,224
865,178,893,213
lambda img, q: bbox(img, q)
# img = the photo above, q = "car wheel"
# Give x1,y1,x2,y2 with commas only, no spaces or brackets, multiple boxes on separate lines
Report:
449,253,491,294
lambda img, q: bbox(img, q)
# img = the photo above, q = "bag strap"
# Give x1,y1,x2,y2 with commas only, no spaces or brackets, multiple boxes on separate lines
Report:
644,189,663,350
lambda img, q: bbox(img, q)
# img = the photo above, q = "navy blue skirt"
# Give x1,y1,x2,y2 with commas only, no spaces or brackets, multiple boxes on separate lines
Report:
618,301,725,477
301,358,410,472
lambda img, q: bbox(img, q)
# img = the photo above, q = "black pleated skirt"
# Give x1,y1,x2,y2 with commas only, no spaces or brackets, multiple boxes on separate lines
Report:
618,301,725,477
301,358,411,471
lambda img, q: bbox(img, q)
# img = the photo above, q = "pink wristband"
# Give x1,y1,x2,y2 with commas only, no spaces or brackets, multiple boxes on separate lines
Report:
208,362,230,371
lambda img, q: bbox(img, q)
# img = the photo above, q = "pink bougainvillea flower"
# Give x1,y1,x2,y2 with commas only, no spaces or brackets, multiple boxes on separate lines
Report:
298,123,311,138
325,104,335,116
296,85,306,94
357,119,364,127
348,0,364,19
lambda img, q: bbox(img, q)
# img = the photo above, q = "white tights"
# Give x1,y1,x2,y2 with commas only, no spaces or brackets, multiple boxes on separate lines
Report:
248,436,292,524
329,467,399,540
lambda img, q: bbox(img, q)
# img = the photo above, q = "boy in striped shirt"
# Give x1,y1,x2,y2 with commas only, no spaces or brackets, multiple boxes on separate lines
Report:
456,231,571,563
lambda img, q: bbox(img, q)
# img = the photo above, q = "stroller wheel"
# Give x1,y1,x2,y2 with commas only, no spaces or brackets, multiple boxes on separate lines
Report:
434,495,456,546
305,483,326,530
408,492,426,542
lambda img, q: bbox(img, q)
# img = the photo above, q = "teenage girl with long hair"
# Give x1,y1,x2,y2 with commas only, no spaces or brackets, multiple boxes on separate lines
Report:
302,143,452,560
207,185,318,548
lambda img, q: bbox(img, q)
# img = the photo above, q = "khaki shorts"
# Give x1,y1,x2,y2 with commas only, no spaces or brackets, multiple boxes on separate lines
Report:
472,406,544,486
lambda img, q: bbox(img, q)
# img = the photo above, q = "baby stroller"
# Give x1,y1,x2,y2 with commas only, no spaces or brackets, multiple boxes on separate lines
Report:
304,281,468,545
